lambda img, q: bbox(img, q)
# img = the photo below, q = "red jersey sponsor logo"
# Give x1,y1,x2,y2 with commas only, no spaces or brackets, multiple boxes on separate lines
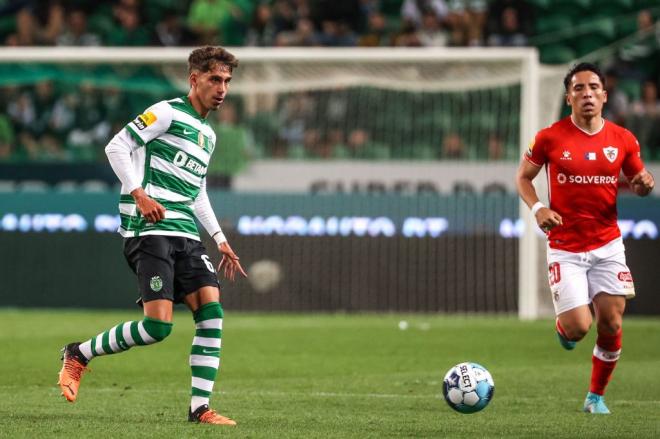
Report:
556,173,617,184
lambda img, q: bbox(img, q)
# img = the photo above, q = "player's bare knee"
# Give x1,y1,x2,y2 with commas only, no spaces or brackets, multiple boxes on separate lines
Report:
597,320,621,336
565,323,590,341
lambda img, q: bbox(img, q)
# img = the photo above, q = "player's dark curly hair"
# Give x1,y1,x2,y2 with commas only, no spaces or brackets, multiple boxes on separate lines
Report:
188,46,239,74
563,62,605,91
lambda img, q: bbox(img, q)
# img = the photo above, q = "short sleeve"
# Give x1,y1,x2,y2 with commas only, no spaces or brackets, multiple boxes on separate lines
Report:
523,130,547,167
124,101,173,146
622,129,644,178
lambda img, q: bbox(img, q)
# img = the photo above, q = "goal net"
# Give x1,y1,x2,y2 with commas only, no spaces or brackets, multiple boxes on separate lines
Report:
0,47,565,317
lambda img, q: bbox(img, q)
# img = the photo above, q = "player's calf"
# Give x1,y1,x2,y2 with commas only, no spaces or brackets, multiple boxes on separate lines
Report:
58,318,173,402
77,317,173,360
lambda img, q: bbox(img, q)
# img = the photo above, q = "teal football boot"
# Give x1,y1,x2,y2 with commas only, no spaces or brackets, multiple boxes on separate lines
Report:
556,318,576,350
583,392,611,414
556,330,577,350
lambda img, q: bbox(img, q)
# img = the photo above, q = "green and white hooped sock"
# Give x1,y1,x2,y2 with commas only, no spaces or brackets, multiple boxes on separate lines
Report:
78,317,173,361
190,302,223,412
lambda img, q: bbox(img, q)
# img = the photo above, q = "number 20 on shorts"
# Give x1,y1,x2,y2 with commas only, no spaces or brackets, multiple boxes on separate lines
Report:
549,262,561,286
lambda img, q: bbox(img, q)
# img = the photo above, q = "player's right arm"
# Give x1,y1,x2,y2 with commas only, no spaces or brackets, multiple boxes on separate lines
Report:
516,135,563,231
105,102,172,223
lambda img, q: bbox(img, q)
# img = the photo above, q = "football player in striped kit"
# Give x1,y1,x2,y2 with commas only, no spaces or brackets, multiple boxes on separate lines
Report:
58,46,247,426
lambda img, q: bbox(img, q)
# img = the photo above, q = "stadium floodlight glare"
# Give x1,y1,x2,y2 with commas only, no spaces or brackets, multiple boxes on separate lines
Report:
0,47,565,319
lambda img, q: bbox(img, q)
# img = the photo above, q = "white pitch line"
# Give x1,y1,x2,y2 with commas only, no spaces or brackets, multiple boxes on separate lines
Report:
37,386,660,405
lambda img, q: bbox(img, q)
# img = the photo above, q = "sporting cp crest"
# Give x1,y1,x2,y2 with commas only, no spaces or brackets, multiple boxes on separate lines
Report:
150,275,163,292
603,146,618,163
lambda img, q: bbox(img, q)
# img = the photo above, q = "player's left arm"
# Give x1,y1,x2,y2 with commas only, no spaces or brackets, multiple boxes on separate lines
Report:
628,169,654,197
622,131,655,197
192,177,247,281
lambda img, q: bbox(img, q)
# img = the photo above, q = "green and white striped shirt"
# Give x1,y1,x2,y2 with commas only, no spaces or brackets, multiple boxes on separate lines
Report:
113,96,218,241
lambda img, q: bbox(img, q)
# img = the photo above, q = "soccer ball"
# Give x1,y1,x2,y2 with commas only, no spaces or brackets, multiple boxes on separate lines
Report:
442,362,494,414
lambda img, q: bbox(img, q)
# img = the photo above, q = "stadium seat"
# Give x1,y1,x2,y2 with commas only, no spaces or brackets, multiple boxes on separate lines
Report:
0,15,15,39
535,15,574,36
585,17,617,39
619,79,642,101
526,0,551,10
594,1,634,19
574,34,612,57
537,0,590,19
634,0,660,8
380,0,404,18
616,13,640,38
539,44,576,64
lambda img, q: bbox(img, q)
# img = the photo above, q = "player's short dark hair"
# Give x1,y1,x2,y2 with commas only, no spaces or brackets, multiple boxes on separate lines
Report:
563,62,605,91
188,46,239,74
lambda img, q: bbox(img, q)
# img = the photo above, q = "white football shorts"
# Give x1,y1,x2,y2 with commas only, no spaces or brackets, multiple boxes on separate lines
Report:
546,237,635,315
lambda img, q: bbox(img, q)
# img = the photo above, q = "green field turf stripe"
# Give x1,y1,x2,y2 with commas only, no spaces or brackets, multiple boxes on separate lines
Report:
196,328,221,338
101,330,112,354
191,365,218,381
130,321,145,346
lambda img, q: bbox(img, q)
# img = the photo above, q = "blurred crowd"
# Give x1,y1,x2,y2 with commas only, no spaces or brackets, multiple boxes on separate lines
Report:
1,0,538,49
0,0,659,166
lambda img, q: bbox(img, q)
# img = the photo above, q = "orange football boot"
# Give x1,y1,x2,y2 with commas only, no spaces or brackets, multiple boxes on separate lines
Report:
189,405,237,426
58,343,90,402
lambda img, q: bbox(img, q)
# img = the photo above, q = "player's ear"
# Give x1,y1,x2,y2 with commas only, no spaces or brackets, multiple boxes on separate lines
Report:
602,88,608,103
189,71,198,88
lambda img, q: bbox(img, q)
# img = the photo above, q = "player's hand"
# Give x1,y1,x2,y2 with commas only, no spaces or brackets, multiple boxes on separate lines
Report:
535,207,562,232
629,170,654,196
132,188,166,223
218,241,247,282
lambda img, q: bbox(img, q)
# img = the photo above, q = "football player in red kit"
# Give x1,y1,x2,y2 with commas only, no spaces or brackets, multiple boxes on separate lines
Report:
516,63,654,414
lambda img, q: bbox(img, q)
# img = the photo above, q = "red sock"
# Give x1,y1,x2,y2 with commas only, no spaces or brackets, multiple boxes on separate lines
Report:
590,329,622,395
556,319,569,339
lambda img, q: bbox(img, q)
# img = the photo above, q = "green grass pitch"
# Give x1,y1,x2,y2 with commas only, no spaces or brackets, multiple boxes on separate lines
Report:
1,310,659,438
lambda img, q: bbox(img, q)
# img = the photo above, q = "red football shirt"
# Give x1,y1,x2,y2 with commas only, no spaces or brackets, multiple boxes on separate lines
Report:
524,116,644,252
